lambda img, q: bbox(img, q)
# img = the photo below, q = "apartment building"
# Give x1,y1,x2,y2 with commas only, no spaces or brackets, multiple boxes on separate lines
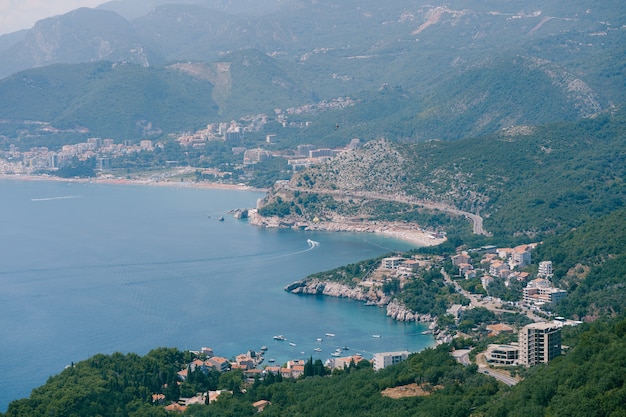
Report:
373,351,411,371
518,322,561,366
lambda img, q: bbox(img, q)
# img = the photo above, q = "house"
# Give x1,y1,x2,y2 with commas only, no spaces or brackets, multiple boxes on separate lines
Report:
481,275,494,289
464,269,477,280
165,403,186,413
244,369,263,380
177,368,188,380
510,245,532,268
447,304,464,321
252,400,271,412
451,252,470,266
207,356,231,372
327,354,365,370
208,390,230,403
497,248,514,260
263,366,281,375
290,365,305,378
151,393,165,404
457,263,473,277
235,354,255,370
486,323,515,337
201,347,214,358
489,261,510,277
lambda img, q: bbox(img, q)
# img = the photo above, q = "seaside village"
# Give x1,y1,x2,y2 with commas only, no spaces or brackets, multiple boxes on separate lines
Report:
0,98,356,176
156,243,574,412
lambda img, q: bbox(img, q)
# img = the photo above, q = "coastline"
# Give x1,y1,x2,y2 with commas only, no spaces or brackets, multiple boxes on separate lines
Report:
0,173,266,192
247,209,446,248
2,173,444,248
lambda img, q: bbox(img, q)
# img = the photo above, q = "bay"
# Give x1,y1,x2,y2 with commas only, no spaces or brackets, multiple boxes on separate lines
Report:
0,179,434,411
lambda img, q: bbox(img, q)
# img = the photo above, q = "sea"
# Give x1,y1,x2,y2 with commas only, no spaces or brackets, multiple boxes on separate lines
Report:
0,179,434,411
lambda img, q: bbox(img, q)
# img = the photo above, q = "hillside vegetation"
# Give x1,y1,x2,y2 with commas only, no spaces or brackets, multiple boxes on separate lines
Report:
0,1,625,145
260,108,626,238
3,315,625,417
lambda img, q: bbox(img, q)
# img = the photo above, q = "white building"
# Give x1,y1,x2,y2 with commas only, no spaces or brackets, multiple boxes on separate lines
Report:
373,351,411,371
485,344,519,365
523,278,567,305
538,261,553,277
381,257,405,270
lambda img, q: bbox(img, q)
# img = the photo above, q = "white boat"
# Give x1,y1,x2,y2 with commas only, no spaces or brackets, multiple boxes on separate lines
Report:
316,338,323,342
273,335,286,341
268,358,275,363
325,333,335,337
314,348,322,352
331,352,341,357
372,334,381,338
289,342,296,346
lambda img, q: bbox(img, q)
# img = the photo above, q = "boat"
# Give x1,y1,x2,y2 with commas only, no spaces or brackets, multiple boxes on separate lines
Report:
261,346,268,351
316,338,323,342
314,348,322,352
273,335,286,341
218,216,224,222
421,330,433,335
372,334,381,338
331,352,341,357
342,346,349,350
268,358,275,363
325,333,335,337
289,342,296,347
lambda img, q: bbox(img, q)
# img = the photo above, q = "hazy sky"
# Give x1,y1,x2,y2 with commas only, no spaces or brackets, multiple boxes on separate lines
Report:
0,0,106,35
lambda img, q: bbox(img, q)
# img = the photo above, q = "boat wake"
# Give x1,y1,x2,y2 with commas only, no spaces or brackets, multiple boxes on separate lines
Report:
31,195,80,202
307,239,320,248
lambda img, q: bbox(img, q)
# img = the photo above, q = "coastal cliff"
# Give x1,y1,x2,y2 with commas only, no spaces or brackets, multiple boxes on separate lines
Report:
285,279,433,323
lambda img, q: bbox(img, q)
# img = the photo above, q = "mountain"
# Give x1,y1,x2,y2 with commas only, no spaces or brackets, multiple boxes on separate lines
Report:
0,0,624,145
0,8,163,78
0,62,219,140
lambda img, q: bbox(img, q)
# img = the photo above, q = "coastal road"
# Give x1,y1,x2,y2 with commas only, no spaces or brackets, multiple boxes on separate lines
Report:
479,367,519,386
281,185,488,235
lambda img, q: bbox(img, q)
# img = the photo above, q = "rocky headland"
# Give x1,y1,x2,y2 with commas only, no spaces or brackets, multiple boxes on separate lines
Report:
284,278,434,324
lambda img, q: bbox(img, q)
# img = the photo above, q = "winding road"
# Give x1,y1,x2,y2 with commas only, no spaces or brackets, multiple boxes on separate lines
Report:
283,185,488,235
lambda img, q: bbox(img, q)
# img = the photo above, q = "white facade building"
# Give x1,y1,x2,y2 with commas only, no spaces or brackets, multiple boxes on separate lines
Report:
373,351,411,371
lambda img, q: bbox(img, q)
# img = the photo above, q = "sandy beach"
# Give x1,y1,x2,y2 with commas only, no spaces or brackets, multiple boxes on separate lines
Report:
0,173,265,192
2,173,443,247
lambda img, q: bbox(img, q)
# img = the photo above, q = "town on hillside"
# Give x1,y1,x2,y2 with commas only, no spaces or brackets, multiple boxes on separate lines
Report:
157,242,576,412
0,97,357,181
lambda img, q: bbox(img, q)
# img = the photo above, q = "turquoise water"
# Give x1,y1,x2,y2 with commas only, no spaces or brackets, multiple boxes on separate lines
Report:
0,180,434,411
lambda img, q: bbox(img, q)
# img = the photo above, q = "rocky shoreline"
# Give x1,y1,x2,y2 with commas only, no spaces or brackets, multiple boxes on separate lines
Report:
285,278,434,324
246,209,446,248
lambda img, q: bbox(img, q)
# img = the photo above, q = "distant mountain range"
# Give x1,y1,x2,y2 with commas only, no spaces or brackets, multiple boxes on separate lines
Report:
0,0,624,143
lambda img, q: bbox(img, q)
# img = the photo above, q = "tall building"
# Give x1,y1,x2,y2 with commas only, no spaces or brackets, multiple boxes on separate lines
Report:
518,322,561,366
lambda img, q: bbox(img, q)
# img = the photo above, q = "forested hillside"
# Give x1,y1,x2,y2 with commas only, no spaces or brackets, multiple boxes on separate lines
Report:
260,108,626,239
533,208,626,321
1,0,625,145
3,315,625,417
